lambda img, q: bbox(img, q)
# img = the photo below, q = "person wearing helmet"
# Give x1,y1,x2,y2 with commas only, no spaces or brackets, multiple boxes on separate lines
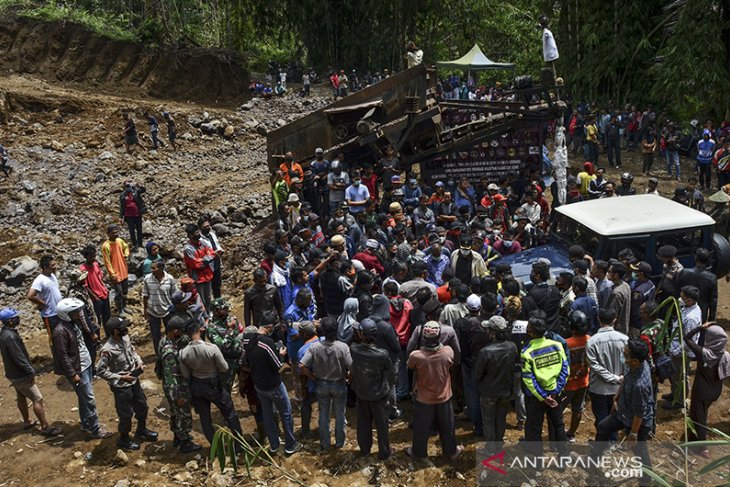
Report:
53,297,112,439
562,309,591,443
97,317,158,450
27,254,63,348
617,172,636,196
0,307,62,437
158,315,201,453
67,268,101,373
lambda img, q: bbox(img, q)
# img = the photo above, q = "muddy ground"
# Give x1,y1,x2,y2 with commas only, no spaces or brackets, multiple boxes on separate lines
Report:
0,61,729,487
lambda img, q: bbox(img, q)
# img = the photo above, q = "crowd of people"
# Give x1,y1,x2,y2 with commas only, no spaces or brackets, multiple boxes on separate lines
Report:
1,136,728,477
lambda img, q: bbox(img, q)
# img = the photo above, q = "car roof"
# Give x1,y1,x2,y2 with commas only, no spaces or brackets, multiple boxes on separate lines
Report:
555,194,715,236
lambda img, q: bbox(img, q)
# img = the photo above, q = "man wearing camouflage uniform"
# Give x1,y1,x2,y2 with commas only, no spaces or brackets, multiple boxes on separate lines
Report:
96,317,158,450
159,315,201,453
207,298,243,393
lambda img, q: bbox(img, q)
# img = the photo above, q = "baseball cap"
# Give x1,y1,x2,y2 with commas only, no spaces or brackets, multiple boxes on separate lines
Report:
435,181,445,187
296,320,316,335
171,290,192,305
274,250,290,262
107,317,130,330
0,307,20,323
466,294,482,311
331,235,345,246
315,147,324,154
365,239,379,250
355,318,378,338
390,175,402,184
632,261,653,274
487,183,499,191
483,315,508,331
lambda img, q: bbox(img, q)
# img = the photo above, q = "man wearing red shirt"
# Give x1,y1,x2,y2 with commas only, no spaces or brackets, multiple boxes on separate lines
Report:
279,152,304,186
80,245,111,336
119,181,146,249
361,164,378,201
183,224,216,311
353,239,385,276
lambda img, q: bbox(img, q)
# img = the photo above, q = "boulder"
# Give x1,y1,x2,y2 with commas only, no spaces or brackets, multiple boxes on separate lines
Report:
98,151,114,160
239,101,255,111
142,220,154,237
208,211,226,225
229,210,248,223
212,223,231,237
2,256,39,287
133,159,146,171
223,125,235,139
256,125,268,136
49,140,64,152
20,180,36,193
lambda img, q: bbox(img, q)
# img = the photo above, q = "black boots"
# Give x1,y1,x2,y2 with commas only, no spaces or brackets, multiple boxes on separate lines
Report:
117,435,140,450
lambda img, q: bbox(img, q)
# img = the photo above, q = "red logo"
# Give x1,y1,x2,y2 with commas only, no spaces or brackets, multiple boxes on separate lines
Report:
482,451,507,475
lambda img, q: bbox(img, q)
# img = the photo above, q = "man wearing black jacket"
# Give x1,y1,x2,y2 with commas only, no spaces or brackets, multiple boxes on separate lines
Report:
242,324,302,455
675,248,718,321
523,262,561,331
350,318,393,459
369,294,401,421
474,315,518,455
0,308,61,436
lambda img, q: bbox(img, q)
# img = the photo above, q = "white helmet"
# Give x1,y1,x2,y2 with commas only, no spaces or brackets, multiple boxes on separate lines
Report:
56,298,85,322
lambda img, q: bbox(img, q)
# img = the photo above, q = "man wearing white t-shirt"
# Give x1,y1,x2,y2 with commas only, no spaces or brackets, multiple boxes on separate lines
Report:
26,255,63,345
540,15,559,74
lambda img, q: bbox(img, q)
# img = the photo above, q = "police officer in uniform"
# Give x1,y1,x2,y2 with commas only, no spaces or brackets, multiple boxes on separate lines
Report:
96,317,158,450
159,315,201,453
207,298,243,393
179,318,243,445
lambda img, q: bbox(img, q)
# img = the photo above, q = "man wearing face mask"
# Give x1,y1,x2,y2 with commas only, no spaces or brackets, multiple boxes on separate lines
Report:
450,234,488,283
97,317,158,450
492,229,522,256
345,172,371,214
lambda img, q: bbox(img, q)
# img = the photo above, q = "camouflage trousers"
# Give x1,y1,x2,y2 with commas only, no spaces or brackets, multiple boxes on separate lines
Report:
221,361,240,394
166,394,193,442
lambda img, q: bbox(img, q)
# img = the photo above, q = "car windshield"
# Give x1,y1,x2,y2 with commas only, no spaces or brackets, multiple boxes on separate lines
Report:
552,212,601,255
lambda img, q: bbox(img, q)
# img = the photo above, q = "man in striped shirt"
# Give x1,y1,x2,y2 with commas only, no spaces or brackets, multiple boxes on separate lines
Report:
142,260,176,354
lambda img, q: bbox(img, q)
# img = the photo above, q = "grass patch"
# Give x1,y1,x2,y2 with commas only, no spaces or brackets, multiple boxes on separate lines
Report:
2,0,137,42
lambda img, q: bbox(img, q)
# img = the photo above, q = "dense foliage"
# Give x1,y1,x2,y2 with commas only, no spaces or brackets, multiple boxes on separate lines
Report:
1,0,729,120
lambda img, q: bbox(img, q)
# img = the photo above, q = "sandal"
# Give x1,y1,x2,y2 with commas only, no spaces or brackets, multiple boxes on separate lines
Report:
40,426,62,437
23,420,39,430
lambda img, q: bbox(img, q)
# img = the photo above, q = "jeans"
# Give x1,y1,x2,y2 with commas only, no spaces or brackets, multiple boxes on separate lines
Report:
301,387,316,433
592,414,652,486
148,314,170,355
395,347,410,399
461,363,483,434
666,149,680,178
606,138,621,167
92,297,111,337
481,396,510,454
589,391,616,441
316,379,347,449
524,394,568,455
512,370,526,422
356,396,390,459
411,399,457,458
68,366,100,434
112,279,129,314
585,141,599,164
125,216,143,248
256,382,297,452
698,163,712,188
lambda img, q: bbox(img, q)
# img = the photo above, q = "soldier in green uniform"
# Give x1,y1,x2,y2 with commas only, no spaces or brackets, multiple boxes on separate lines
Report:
158,315,201,453
207,298,244,393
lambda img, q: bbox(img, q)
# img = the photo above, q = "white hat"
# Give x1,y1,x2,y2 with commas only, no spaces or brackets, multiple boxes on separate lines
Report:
287,193,300,203
466,294,482,311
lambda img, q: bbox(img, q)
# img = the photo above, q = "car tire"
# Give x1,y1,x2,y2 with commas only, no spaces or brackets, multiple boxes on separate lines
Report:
711,232,730,278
